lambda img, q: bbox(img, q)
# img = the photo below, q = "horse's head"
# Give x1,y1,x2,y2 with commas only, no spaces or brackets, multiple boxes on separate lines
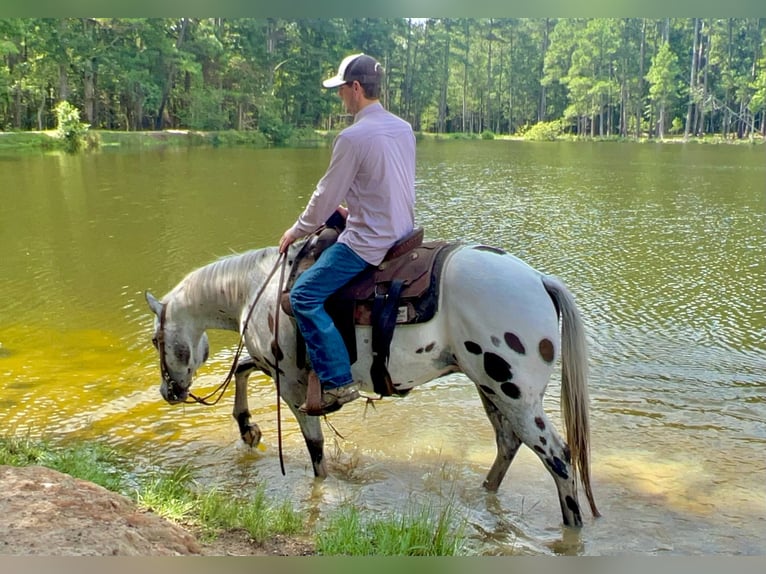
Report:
145,291,209,404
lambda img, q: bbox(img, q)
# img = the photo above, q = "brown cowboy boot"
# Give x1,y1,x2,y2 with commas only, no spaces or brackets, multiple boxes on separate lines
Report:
299,371,360,416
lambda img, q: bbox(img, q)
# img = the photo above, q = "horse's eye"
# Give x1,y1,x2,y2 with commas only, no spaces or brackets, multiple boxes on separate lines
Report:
151,337,159,349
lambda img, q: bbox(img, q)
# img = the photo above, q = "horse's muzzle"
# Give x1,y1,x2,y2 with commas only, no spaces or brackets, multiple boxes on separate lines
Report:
161,382,189,404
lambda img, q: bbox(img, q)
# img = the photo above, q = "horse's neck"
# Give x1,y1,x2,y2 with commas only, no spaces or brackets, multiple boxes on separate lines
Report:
171,246,282,333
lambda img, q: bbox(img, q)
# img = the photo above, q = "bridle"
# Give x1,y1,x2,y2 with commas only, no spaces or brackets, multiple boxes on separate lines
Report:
154,251,288,407
153,302,175,395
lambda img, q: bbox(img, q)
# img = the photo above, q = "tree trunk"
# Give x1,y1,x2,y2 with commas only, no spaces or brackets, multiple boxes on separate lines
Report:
83,60,96,125
438,23,450,133
508,32,514,133
59,62,70,102
698,21,710,136
539,18,550,122
636,18,646,138
486,19,493,132
462,21,469,133
403,19,413,122
684,18,700,140
156,17,189,130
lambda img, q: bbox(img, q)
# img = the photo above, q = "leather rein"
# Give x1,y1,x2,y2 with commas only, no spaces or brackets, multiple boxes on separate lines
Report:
155,250,289,474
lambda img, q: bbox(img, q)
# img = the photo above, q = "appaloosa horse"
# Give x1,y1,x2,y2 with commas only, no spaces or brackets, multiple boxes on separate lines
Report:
145,239,600,526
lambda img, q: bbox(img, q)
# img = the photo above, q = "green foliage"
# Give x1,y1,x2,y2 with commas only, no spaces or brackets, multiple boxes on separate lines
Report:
135,464,198,521
521,119,564,141
646,42,681,109
235,490,304,542
257,95,294,146
0,436,124,491
284,126,325,147
0,436,49,466
448,131,479,140
55,101,90,152
480,129,495,140
178,86,230,131
1,18,764,141
135,465,303,543
209,130,269,147
315,501,466,556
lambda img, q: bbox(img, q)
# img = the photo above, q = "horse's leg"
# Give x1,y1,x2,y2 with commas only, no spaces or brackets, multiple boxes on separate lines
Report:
232,357,262,447
279,376,327,478
443,247,586,527
516,404,584,527
476,377,582,526
476,388,522,491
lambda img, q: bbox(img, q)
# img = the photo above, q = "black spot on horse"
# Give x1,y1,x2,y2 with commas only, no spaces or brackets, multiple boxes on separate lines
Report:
565,495,581,517
533,445,546,455
490,335,501,347
464,341,482,355
535,416,546,430
504,332,526,355
479,384,496,395
483,352,512,382
539,338,555,363
270,340,284,362
539,436,547,445
547,456,569,479
173,342,191,365
416,347,424,354
425,341,436,352
500,382,520,399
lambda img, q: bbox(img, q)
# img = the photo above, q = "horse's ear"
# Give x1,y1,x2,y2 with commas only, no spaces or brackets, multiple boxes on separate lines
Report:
145,291,163,316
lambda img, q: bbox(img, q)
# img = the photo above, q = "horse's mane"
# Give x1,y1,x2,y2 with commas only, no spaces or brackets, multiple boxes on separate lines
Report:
170,246,278,306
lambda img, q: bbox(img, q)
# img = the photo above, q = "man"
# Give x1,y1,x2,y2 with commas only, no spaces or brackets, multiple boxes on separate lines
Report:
279,53,416,415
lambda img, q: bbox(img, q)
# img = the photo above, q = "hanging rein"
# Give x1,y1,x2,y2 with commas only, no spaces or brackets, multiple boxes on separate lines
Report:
155,251,289,473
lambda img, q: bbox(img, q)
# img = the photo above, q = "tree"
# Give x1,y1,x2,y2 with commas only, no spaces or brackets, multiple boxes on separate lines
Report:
646,40,681,139
1,17,764,139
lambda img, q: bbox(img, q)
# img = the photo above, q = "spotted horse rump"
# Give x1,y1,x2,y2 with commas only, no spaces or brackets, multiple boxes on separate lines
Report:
145,239,600,528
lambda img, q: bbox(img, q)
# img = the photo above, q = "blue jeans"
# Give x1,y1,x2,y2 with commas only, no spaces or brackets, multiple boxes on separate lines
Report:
290,242,369,389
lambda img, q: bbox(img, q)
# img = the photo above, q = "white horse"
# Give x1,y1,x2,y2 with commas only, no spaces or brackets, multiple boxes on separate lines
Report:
145,240,600,527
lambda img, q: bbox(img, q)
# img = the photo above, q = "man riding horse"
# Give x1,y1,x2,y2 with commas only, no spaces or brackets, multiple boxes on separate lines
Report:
278,53,416,416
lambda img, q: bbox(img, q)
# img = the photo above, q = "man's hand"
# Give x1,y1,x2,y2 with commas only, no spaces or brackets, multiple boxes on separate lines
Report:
279,228,301,254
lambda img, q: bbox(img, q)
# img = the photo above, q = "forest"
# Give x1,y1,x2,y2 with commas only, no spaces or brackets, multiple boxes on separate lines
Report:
1,17,765,142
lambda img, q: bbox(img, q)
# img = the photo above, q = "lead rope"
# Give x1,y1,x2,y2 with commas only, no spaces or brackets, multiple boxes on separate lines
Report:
273,250,289,475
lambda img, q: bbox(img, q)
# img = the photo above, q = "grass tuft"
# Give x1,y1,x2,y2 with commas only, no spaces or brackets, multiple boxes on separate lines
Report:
316,500,466,556
0,436,124,491
134,464,303,543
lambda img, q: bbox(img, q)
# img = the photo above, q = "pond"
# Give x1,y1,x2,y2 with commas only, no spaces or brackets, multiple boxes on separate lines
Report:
0,139,764,555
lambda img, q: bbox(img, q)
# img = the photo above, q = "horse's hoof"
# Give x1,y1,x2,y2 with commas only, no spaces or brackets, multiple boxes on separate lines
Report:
241,424,262,448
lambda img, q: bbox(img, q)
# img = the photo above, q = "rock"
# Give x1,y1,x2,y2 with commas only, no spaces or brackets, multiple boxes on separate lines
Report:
0,465,202,556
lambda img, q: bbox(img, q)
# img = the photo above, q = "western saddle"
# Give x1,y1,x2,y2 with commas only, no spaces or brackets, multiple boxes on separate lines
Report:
280,223,457,396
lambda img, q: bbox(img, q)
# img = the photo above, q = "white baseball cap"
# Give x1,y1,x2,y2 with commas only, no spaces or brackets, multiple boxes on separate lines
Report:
322,53,383,88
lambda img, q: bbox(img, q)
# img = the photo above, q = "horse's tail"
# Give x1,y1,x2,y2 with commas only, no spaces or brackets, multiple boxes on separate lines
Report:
542,275,600,518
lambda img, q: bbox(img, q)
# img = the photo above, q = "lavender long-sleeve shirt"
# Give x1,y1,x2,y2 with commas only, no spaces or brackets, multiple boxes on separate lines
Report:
288,102,416,266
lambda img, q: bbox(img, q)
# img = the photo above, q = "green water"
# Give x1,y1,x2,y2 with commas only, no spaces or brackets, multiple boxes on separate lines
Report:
1,140,763,555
